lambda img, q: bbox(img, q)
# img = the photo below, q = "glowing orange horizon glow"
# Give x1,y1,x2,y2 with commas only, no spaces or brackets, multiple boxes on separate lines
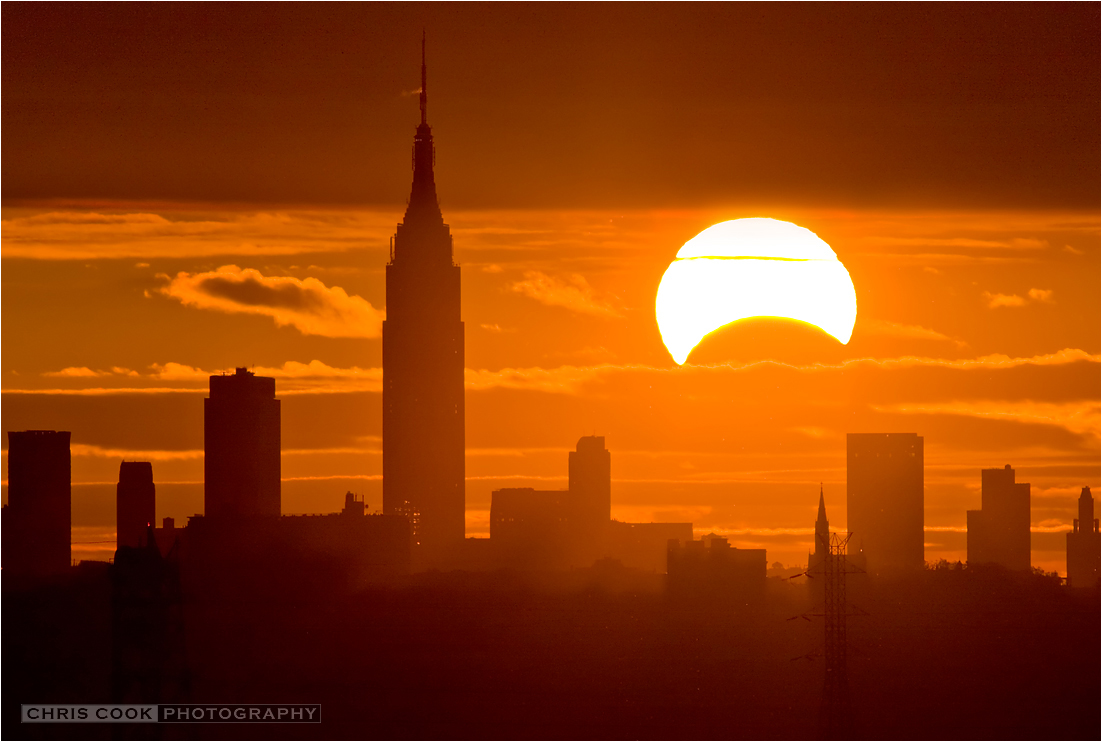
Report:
655,218,858,365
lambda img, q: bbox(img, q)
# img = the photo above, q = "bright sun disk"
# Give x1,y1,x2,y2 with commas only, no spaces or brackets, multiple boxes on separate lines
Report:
655,218,857,365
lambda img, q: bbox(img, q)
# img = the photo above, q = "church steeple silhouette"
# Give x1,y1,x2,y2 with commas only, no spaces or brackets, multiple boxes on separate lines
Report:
809,484,830,590
382,34,466,556
816,485,829,536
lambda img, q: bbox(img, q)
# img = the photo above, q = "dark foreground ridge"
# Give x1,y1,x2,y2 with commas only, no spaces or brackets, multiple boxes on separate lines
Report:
3,563,1098,741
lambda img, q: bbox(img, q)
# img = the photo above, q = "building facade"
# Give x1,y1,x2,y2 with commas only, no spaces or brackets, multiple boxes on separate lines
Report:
3,430,72,576
204,367,281,520
382,40,465,554
846,433,924,575
966,464,1031,571
117,461,156,550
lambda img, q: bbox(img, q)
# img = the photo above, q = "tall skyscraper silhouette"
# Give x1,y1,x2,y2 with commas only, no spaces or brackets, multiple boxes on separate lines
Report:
3,430,71,576
966,464,1030,571
846,433,924,575
117,461,155,550
569,436,611,526
383,36,465,553
204,367,281,520
1066,486,1100,588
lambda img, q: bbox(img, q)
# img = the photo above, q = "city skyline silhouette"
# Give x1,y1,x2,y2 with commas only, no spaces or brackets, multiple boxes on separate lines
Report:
1,6,1097,575
2,5,1099,740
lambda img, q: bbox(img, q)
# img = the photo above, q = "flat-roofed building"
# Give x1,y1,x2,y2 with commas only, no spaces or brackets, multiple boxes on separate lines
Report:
117,461,156,550
667,534,767,601
204,367,280,520
3,430,72,576
846,433,924,575
966,464,1030,571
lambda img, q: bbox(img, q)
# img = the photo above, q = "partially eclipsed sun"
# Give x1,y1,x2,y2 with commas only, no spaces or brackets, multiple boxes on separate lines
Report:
656,218,857,365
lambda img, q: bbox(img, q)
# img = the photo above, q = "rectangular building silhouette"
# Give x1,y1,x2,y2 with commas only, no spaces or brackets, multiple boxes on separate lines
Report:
490,487,584,567
491,437,692,572
608,521,693,573
117,461,155,550
491,437,614,567
846,433,924,575
667,534,767,601
569,436,611,524
204,368,281,520
3,430,71,576
169,493,411,587
966,464,1030,571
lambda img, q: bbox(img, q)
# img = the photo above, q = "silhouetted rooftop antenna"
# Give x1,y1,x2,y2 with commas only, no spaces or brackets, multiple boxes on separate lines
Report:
420,31,428,126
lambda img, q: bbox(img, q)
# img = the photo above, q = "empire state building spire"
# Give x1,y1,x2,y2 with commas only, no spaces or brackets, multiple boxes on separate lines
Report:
383,35,465,557
420,31,428,126
404,31,443,228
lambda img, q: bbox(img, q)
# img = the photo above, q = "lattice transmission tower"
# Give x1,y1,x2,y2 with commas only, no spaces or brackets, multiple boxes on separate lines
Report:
818,531,856,740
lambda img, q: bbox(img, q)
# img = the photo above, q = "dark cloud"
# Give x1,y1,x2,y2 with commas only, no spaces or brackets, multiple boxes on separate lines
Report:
160,266,384,337
200,275,329,313
2,4,1097,209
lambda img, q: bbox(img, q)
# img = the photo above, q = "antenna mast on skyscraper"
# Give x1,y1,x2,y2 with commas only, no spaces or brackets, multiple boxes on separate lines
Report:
420,30,428,126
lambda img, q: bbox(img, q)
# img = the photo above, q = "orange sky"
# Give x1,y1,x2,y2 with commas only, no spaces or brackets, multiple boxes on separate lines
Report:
2,5,1098,573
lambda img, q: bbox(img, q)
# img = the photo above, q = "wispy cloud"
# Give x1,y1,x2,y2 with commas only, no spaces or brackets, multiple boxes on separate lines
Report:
70,444,204,461
42,367,111,378
14,349,1097,398
41,365,141,379
147,360,383,393
877,236,1048,250
158,265,384,338
862,319,964,346
1,387,207,396
874,400,1100,438
17,359,383,395
983,291,1026,308
0,208,398,260
509,271,622,318
464,364,611,394
466,348,1100,393
983,288,1055,309
147,362,211,381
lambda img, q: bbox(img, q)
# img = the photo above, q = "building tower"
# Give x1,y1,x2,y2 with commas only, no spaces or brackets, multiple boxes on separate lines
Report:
3,430,72,576
846,433,924,576
569,436,611,526
1066,486,1100,588
204,367,281,520
808,485,831,601
966,464,1031,571
382,36,465,553
117,461,156,550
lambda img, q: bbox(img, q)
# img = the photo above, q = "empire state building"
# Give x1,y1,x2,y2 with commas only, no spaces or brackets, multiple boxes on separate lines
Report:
382,38,465,554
